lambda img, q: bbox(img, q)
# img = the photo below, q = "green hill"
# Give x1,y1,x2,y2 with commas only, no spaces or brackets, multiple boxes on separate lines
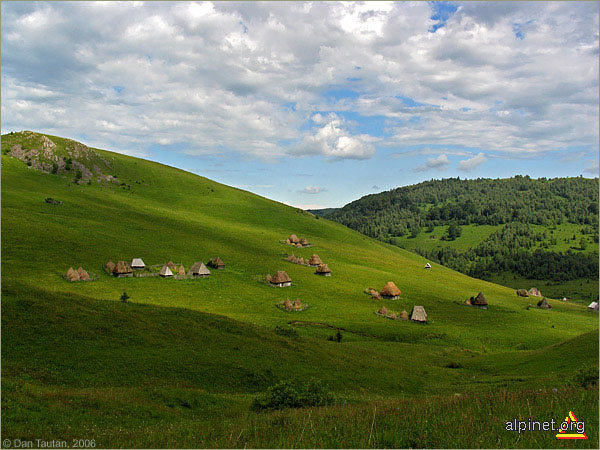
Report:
2,131,598,448
323,177,599,302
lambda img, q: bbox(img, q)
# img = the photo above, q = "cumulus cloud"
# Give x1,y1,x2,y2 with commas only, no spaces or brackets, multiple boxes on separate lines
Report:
300,185,328,194
413,154,450,172
457,153,487,172
0,1,597,163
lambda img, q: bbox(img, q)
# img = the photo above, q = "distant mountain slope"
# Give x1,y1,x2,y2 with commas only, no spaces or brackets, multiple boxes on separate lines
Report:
326,177,599,301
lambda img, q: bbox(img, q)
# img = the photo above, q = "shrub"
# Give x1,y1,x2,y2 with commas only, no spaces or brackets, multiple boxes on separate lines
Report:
120,291,130,303
251,379,333,411
570,365,598,388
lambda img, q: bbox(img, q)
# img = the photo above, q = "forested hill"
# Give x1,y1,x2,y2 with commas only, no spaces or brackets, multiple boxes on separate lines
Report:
324,176,599,301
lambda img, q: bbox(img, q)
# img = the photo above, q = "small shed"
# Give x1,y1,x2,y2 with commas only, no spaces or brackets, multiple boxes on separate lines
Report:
270,270,292,287
189,262,210,277
381,281,401,300
424,262,432,269
410,305,427,323
208,257,225,269
308,254,323,266
113,261,133,277
315,263,331,276
131,258,146,269
159,264,173,277
588,301,599,311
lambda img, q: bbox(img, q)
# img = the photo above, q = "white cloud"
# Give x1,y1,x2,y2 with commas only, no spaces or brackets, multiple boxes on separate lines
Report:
584,159,599,175
413,154,450,172
457,152,487,172
300,185,327,194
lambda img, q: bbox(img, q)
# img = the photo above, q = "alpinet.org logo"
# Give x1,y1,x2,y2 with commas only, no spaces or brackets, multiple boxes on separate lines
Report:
556,411,588,440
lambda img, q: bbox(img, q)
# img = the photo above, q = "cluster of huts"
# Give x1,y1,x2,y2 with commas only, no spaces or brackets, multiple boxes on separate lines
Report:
285,253,331,276
278,298,309,312
376,305,427,323
64,267,92,282
285,234,312,247
102,257,223,278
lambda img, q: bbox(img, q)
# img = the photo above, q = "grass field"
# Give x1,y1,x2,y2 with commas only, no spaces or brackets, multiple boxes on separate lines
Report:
1,132,598,448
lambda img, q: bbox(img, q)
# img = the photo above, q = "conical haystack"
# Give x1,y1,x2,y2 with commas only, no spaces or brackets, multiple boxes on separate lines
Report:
399,310,409,321
315,263,331,276
66,267,80,281
378,305,388,315
381,281,401,299
270,270,292,286
289,234,300,244
105,260,116,272
113,261,133,277
300,237,309,246
308,254,323,266
167,261,176,270
294,299,302,309
178,265,186,276
77,267,90,281
283,298,293,310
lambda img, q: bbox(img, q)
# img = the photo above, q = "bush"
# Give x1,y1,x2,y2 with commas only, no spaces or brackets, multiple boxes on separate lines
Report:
570,365,598,388
251,379,333,411
120,292,130,303
445,361,462,369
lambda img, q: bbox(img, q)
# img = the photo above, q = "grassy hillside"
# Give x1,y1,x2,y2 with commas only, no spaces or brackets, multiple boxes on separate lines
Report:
2,131,598,448
323,177,599,302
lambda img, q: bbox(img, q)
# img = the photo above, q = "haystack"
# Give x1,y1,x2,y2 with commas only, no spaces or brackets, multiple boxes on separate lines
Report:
315,264,331,276
410,305,427,323
270,270,292,287
516,289,529,297
208,257,225,269
399,310,409,321
77,267,90,281
283,298,293,310
294,299,302,309
295,243,302,248
528,287,542,297
289,234,300,244
113,261,133,277
131,258,145,269
308,254,323,266
265,274,272,283
66,267,80,282
105,260,116,272
424,262,432,269
389,312,397,320
381,281,401,299
378,305,388,316
297,257,305,265
189,262,210,277
159,264,173,277
300,237,309,247
371,289,382,300
286,254,296,262
537,298,551,310
469,292,488,309
178,265,186,276
286,238,291,244
167,261,176,271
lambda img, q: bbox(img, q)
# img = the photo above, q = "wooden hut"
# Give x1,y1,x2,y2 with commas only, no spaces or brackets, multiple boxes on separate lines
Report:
131,258,146,269
189,262,210,277
380,281,401,299
308,254,323,266
159,264,173,277
113,261,133,278
424,262,432,269
208,257,225,269
410,305,427,323
270,270,292,287
315,263,331,276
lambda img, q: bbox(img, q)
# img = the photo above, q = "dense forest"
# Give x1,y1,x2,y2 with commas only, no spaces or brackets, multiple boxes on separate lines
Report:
321,176,599,294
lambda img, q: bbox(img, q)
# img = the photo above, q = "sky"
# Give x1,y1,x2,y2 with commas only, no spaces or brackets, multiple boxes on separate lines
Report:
1,1,598,209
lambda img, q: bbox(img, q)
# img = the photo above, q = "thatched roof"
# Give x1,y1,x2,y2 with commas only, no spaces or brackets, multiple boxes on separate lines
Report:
113,261,132,274
66,267,79,281
472,292,487,306
316,263,331,273
271,270,291,284
381,281,401,297
159,264,173,277
378,305,388,315
410,305,427,322
300,237,309,246
309,254,322,265
424,262,431,268
105,260,116,272
131,258,145,268
537,298,551,309
77,267,90,281
399,310,409,320
208,257,225,268
289,234,300,244
189,262,210,276
528,287,542,297
516,289,529,297
178,265,186,276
